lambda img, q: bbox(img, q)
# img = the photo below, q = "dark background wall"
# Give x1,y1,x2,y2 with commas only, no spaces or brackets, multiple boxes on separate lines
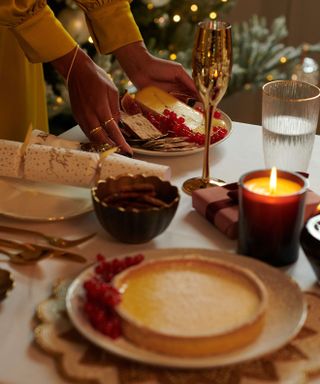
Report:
219,0,320,131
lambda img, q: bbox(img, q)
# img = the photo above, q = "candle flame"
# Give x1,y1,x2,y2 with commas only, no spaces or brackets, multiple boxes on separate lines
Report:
317,203,320,212
270,167,277,194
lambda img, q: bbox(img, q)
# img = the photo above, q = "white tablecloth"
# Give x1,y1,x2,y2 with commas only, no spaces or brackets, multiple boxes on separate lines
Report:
0,121,319,383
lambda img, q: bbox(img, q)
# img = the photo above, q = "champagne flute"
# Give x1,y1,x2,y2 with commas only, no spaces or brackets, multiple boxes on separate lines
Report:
182,20,232,194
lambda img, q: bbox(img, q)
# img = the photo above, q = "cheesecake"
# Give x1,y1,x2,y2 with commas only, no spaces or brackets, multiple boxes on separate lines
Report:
113,255,268,357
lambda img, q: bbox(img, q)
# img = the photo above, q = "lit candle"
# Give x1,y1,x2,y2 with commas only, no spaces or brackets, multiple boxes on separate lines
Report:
245,167,301,196
238,169,307,266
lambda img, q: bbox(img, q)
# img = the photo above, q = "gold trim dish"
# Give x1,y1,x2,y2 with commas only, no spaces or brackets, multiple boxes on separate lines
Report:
65,248,307,369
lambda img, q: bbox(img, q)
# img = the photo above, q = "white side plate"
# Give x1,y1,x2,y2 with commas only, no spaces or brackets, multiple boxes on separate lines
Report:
0,177,92,221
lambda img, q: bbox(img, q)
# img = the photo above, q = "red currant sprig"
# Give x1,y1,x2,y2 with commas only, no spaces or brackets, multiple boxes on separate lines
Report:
145,109,227,146
94,253,144,282
83,253,144,339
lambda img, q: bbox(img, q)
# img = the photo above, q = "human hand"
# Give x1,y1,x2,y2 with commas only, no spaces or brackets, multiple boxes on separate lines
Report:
51,46,132,155
114,41,199,103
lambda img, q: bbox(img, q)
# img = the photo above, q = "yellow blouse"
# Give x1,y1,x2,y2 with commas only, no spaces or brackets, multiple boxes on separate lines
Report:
0,0,142,140
0,0,142,61
0,27,48,141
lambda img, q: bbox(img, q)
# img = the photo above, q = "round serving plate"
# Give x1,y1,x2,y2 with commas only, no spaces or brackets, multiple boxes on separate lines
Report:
66,248,306,369
133,111,232,157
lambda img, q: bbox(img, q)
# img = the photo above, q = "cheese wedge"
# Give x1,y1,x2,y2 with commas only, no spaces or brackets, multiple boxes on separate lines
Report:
135,86,225,133
113,256,268,357
135,86,203,131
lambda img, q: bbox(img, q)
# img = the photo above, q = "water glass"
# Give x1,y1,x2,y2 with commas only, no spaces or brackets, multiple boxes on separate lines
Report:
262,80,320,172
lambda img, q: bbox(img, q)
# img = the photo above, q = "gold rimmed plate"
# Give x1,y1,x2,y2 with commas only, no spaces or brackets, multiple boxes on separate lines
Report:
0,177,92,222
66,248,306,369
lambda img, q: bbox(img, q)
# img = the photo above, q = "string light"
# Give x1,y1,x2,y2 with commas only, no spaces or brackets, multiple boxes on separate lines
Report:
190,4,198,12
173,14,181,22
209,12,217,19
88,36,94,44
147,3,154,10
266,74,274,81
154,15,168,27
221,0,228,2
280,56,287,64
56,96,64,104
170,53,177,60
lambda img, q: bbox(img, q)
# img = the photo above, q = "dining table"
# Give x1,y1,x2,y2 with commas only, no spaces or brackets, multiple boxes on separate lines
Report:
0,120,320,384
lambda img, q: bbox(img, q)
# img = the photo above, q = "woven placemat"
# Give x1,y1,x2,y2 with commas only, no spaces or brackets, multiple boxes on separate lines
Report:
34,279,320,384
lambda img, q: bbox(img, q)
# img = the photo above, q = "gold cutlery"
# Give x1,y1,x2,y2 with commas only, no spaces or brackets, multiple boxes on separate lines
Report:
0,225,95,248
0,238,87,264
0,247,43,264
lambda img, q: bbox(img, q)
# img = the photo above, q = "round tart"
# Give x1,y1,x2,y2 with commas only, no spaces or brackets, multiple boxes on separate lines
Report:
113,255,268,357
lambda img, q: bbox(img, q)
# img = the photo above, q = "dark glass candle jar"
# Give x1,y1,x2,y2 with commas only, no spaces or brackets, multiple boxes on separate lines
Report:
301,213,320,280
238,170,307,267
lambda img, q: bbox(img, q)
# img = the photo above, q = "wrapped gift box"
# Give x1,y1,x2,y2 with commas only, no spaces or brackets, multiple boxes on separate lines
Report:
192,183,320,240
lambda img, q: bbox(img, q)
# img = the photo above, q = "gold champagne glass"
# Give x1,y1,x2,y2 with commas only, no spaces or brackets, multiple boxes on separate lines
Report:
182,20,232,194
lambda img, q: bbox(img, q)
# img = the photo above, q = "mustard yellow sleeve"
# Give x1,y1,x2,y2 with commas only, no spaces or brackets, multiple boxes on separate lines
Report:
0,1,76,63
75,0,143,54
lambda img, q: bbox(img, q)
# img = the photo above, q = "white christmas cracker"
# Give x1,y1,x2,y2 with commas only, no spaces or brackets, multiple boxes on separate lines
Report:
24,144,99,187
99,153,171,180
0,140,23,178
0,138,171,187
29,129,80,149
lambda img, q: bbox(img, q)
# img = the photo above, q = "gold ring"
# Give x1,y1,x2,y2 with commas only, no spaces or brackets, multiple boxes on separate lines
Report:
89,126,103,136
103,117,115,126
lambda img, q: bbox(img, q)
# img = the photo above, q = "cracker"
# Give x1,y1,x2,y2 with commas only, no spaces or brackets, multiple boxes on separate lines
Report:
121,113,163,140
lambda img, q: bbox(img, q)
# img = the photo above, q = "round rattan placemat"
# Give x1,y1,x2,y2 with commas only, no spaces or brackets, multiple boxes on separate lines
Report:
34,279,320,384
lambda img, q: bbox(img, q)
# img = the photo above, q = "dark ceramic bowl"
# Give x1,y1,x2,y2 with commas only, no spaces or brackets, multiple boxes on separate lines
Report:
91,175,180,244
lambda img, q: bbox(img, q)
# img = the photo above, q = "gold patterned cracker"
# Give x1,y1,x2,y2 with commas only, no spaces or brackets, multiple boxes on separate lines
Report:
0,140,23,178
24,144,99,187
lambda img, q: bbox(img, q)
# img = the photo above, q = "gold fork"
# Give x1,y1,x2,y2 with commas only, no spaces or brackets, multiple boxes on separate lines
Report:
0,225,95,248
0,238,87,264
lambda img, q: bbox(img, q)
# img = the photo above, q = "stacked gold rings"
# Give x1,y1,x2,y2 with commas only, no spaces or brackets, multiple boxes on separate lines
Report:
89,118,115,137
103,117,115,127
89,126,103,136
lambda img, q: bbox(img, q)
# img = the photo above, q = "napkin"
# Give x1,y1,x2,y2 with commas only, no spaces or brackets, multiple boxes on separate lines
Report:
192,183,320,240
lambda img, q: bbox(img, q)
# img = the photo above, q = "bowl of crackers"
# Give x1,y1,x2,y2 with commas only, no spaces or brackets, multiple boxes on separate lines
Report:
91,175,180,243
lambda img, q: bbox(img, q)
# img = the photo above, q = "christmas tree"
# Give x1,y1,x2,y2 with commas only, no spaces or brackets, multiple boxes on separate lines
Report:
46,0,320,133
131,0,236,60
